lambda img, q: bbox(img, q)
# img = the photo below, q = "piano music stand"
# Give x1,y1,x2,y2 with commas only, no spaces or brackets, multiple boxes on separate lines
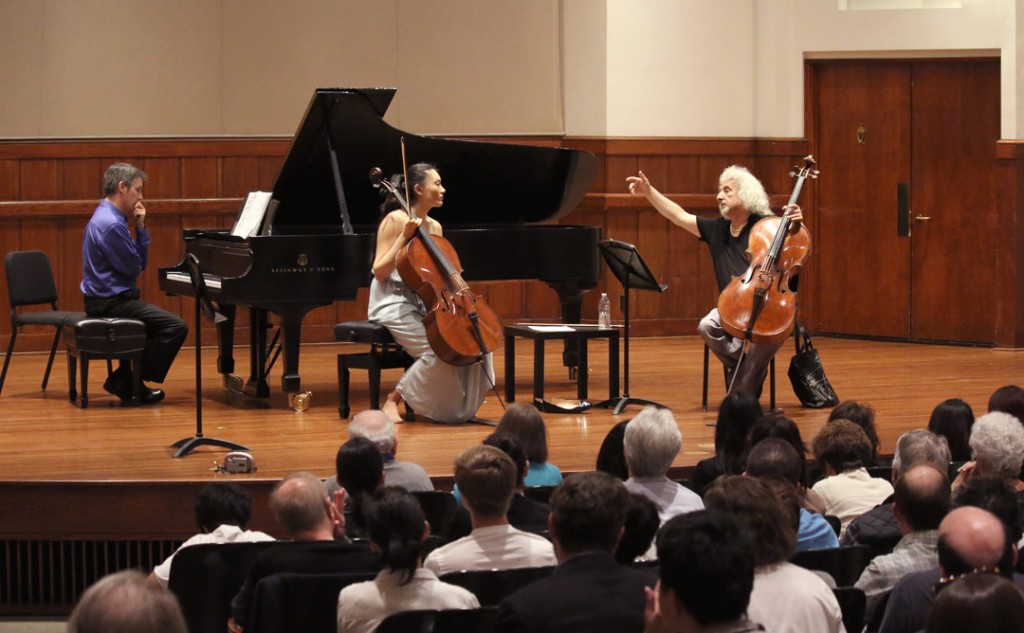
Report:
172,254,250,458
594,240,669,415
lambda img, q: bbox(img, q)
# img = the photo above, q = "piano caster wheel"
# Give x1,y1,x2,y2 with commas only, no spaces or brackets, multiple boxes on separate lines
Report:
289,391,312,412
223,374,244,393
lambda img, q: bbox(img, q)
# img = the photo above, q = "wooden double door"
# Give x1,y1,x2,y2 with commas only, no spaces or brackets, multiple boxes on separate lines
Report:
810,60,1000,344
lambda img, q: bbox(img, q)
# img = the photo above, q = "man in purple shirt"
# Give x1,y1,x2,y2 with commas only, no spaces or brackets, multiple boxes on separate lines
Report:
81,163,187,405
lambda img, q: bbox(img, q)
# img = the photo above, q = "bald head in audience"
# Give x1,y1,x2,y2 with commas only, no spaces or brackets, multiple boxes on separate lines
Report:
893,463,950,535
68,570,187,633
269,471,341,541
938,506,1014,579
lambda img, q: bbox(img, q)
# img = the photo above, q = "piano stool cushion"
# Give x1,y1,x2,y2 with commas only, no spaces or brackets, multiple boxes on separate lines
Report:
63,318,147,408
63,318,147,355
333,320,397,345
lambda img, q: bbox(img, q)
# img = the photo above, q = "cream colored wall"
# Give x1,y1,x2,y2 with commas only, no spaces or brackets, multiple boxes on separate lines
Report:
0,0,564,138
586,0,1013,138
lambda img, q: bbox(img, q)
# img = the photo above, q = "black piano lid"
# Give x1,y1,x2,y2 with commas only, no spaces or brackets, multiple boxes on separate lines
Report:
270,88,598,231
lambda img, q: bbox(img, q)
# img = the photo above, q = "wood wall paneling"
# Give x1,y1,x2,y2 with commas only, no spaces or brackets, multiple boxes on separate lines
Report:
20,159,60,201
179,157,221,199
0,160,19,200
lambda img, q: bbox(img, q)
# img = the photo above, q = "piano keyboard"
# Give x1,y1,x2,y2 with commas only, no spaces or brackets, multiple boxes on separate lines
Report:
164,271,222,289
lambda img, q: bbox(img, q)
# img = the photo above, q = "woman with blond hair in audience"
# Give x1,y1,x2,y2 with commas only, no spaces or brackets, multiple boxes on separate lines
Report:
336,487,478,633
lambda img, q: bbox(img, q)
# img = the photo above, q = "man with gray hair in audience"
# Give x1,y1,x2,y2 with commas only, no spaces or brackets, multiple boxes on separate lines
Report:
842,428,951,556
623,406,703,524
69,570,187,633
327,409,433,494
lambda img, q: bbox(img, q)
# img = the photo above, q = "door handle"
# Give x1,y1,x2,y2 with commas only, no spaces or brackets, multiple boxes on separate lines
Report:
914,215,931,221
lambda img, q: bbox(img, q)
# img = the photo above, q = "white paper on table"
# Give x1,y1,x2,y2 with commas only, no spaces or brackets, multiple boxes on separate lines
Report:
528,325,575,332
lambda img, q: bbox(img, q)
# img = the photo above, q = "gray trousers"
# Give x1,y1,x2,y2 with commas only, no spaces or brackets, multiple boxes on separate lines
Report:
698,308,783,397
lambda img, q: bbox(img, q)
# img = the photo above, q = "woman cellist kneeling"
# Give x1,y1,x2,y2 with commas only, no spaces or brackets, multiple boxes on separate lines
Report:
626,165,802,398
369,163,495,424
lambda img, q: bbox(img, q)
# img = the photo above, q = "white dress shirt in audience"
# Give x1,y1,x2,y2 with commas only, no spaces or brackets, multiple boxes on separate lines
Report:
423,524,556,576
747,561,846,633
152,524,275,587
624,476,704,524
336,567,479,633
811,467,894,536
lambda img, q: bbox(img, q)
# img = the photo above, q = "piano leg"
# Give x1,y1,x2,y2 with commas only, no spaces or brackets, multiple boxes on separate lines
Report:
245,308,271,398
275,304,324,396
549,282,588,374
216,303,237,375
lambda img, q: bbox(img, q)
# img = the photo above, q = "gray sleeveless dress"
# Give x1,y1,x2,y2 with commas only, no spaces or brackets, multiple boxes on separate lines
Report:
367,268,494,423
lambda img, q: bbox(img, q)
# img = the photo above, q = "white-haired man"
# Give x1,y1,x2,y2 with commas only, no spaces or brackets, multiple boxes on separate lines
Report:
627,166,802,396
327,409,433,494
623,406,703,524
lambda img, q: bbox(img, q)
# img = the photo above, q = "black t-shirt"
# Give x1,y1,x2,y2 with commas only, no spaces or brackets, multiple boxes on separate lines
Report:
696,215,758,292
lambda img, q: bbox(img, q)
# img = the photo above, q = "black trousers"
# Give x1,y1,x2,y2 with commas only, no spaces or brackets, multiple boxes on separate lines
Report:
84,291,188,384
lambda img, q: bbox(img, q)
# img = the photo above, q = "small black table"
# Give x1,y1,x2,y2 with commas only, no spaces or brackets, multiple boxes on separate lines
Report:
504,324,619,411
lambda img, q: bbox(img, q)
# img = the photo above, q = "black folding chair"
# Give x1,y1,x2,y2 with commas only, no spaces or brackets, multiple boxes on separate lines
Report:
0,250,85,395
247,571,377,633
791,544,873,587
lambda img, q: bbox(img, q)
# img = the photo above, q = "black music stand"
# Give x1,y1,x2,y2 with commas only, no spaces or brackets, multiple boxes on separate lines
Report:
172,254,250,458
594,240,668,415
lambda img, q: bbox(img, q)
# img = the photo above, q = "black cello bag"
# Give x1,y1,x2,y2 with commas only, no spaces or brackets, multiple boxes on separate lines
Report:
787,325,839,408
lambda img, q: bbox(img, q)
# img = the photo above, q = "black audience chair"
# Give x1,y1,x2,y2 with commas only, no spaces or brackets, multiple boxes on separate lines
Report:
167,541,281,633
413,490,457,536
832,586,866,633
439,566,555,606
790,544,873,587
375,607,499,633
0,250,86,396
866,465,892,480
246,571,377,633
522,485,555,504
824,514,842,537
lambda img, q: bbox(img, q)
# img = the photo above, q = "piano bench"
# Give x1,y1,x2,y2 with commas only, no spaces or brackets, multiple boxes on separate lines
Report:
334,321,415,419
63,318,146,408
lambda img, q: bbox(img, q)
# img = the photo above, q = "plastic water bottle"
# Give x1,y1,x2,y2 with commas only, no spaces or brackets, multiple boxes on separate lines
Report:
598,293,611,329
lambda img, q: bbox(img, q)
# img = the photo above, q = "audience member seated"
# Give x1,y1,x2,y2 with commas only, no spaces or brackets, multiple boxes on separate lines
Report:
327,410,432,495
496,403,563,487
335,437,386,539
704,476,844,633
596,419,630,481
829,400,884,466
690,391,762,495
745,438,838,551
987,384,1024,423
445,433,552,539
69,570,187,633
925,572,1024,633
623,406,703,524
424,445,555,576
228,472,379,633
927,398,975,463
878,478,1023,633
151,482,274,587
854,463,950,624
811,419,894,535
952,412,1024,502
495,472,656,633
643,510,763,633
616,493,660,565
336,487,479,633
749,414,828,515
843,429,952,557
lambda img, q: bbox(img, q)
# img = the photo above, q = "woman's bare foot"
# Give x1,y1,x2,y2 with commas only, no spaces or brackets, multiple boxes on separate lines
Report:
383,390,404,424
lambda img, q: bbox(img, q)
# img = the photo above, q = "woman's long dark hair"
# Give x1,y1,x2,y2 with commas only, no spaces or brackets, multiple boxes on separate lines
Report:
378,162,438,220
714,391,763,476
928,398,975,462
364,487,427,585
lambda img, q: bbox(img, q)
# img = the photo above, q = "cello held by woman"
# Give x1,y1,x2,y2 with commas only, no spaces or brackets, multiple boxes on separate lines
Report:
367,162,498,425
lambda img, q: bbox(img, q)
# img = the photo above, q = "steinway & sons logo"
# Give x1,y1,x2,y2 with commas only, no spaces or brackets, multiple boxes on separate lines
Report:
271,253,335,274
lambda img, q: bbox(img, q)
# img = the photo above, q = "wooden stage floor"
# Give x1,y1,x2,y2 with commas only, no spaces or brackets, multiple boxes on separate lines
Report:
0,334,1021,486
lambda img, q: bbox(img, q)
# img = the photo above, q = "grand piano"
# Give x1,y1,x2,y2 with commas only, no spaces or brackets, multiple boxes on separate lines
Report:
159,88,600,405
